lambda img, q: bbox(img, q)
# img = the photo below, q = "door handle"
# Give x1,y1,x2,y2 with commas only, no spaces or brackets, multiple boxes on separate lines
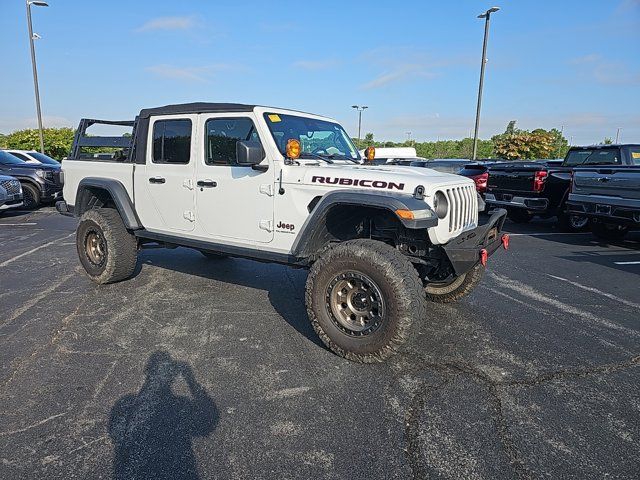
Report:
197,180,217,188
148,177,166,184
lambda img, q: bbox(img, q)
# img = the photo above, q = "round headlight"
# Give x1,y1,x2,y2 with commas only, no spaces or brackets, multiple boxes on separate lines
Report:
433,191,448,219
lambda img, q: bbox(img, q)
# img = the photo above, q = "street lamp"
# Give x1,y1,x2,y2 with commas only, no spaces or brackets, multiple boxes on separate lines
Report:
472,6,500,160
26,0,48,154
351,105,368,143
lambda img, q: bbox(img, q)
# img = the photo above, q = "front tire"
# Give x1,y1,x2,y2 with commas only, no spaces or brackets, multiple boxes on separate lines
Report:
305,239,427,363
21,183,41,210
590,221,628,241
425,264,485,303
76,208,138,284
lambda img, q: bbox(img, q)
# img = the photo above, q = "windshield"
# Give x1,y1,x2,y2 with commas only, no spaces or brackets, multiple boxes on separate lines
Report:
0,151,26,166
564,148,621,166
263,113,360,161
28,152,59,165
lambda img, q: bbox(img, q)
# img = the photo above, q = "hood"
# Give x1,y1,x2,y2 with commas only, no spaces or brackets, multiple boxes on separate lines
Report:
2,163,59,172
292,162,473,196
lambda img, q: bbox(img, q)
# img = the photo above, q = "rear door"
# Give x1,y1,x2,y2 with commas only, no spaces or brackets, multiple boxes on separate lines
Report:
133,115,197,232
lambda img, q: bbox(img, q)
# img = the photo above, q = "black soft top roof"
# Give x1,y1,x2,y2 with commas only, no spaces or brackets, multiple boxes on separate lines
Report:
138,102,256,119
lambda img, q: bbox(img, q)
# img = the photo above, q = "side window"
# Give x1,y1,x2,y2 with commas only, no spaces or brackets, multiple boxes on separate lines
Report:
630,148,640,166
10,152,29,161
205,117,260,166
152,119,192,164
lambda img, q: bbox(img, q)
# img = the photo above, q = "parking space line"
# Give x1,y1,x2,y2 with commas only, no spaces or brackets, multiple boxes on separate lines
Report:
547,274,640,310
0,223,38,226
0,233,74,268
614,261,640,265
507,232,592,237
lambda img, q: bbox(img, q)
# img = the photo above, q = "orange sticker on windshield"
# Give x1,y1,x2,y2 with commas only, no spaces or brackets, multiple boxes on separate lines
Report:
268,114,281,123
632,152,640,159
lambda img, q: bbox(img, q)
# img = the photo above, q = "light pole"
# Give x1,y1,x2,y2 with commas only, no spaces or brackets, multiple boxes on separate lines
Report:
406,132,412,142
26,0,48,154
472,6,500,160
615,127,621,143
351,105,368,143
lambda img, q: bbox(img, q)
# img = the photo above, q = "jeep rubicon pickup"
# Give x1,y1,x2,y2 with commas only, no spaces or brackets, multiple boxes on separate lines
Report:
57,103,508,362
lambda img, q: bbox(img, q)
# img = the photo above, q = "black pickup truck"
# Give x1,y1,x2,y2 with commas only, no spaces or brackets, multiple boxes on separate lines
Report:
568,163,640,241
485,145,640,230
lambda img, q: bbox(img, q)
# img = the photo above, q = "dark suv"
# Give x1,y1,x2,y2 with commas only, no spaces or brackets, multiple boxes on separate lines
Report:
0,150,62,209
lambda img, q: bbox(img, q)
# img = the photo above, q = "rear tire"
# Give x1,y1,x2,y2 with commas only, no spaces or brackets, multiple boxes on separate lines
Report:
305,239,427,363
20,183,40,210
507,209,533,223
590,221,628,241
425,264,485,303
76,208,138,284
558,212,588,231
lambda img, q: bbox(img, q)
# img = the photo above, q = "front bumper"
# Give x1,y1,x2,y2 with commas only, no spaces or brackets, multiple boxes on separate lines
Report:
485,193,548,212
443,208,508,276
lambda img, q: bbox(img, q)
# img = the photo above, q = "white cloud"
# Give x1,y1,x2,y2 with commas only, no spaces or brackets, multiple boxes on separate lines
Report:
135,16,199,32
292,59,340,71
569,54,640,85
146,64,241,82
361,65,438,90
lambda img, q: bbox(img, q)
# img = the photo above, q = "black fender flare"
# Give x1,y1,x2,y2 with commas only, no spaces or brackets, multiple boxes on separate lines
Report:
291,189,437,258
75,178,142,230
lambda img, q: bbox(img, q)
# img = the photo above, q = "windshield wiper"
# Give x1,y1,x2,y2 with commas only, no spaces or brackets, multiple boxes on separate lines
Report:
324,154,359,163
299,153,334,164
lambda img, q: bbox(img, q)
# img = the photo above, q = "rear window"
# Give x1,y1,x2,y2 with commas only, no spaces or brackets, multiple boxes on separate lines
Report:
630,147,640,166
152,119,192,164
564,149,621,166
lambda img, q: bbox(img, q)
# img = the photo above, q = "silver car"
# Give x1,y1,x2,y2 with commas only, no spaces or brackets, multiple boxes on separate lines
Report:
0,175,24,212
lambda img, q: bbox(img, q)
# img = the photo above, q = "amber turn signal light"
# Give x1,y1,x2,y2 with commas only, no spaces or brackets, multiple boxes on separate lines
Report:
364,146,376,161
286,139,301,159
395,209,415,220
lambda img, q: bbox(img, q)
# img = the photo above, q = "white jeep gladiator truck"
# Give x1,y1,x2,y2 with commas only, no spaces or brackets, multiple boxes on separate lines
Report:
57,103,508,362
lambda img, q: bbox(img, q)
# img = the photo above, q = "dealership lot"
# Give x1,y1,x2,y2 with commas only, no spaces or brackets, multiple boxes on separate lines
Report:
1,208,638,479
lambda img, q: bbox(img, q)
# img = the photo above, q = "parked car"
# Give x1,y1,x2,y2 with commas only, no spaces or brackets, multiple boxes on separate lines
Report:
0,174,24,213
0,150,62,209
4,149,61,166
57,102,509,363
568,163,640,241
485,145,640,230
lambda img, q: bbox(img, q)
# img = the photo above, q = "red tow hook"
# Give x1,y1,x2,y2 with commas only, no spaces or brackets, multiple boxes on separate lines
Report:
501,234,510,250
480,249,488,267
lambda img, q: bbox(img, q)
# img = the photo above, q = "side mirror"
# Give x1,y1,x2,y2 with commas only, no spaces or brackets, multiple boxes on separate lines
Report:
236,141,266,170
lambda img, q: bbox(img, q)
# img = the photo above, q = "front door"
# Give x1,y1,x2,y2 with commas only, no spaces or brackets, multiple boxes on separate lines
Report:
134,116,196,232
195,113,274,243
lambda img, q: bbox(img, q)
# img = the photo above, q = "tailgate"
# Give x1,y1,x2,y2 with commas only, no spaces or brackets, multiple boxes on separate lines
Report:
573,168,640,200
487,163,544,193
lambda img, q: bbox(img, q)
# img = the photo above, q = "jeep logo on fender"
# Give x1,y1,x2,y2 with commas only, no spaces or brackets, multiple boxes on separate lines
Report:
311,176,405,191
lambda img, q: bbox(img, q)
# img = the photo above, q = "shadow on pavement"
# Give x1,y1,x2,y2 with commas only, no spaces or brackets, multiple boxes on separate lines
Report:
109,351,218,480
138,250,325,349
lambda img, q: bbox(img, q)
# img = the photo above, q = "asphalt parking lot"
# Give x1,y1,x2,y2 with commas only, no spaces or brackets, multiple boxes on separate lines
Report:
1,208,639,479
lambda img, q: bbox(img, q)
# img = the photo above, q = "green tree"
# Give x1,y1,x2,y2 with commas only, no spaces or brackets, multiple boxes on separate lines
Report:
492,122,568,160
0,127,75,160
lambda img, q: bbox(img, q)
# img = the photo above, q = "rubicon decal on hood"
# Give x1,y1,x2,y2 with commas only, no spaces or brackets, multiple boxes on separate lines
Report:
311,176,405,191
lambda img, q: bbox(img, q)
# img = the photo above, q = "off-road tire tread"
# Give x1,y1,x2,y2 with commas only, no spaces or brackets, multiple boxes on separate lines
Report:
425,264,485,303
305,239,427,363
77,208,137,284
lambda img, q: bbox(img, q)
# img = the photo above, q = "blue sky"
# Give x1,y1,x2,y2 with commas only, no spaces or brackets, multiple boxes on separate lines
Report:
1,0,639,144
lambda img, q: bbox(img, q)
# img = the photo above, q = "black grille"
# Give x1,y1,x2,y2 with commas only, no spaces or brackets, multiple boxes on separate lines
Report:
1,180,21,195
